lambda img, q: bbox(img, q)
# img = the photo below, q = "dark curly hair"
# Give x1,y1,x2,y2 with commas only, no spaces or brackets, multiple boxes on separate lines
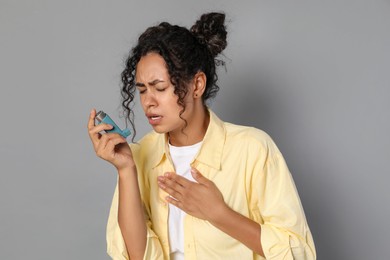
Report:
121,12,227,139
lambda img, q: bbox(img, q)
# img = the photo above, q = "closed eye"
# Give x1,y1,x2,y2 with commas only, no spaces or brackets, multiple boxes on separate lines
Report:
137,87,146,94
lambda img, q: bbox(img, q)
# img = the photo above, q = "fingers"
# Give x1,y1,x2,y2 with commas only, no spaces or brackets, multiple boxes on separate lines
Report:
190,168,209,185
88,108,114,135
158,169,209,197
88,109,114,145
105,134,127,153
158,173,186,200
89,123,114,136
96,132,123,157
87,108,96,131
166,195,183,208
166,172,193,187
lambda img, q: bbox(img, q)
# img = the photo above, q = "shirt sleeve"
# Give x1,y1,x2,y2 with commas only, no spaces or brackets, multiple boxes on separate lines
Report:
106,180,164,260
251,140,316,259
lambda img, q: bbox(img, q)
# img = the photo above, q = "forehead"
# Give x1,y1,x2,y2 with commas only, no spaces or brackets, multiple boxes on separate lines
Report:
135,52,169,82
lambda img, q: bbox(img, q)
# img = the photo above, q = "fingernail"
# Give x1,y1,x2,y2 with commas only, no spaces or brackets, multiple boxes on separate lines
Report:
191,168,197,177
158,182,165,189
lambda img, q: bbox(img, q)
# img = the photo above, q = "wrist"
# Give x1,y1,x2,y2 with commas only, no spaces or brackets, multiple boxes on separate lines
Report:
209,202,231,224
117,165,137,179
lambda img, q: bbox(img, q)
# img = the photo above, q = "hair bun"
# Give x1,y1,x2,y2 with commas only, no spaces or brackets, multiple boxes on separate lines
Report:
190,12,227,57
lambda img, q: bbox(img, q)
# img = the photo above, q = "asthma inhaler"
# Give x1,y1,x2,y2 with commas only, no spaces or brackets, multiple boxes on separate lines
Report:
95,110,131,138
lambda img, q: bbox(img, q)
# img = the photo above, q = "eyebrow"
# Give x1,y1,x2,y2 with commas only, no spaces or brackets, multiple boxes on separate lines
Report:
135,79,165,87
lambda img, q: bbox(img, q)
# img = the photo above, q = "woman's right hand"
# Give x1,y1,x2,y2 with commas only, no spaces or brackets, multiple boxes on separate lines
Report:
87,108,134,171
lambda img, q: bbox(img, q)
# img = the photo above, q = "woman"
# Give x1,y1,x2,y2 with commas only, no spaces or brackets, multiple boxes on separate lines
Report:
88,12,316,260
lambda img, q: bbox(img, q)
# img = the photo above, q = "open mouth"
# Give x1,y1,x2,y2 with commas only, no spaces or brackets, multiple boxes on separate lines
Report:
149,116,162,120
147,114,163,125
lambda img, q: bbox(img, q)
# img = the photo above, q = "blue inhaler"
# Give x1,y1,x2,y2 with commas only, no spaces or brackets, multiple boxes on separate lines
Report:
95,110,131,138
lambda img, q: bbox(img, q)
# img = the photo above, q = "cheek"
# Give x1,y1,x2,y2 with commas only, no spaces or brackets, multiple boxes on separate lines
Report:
161,93,180,109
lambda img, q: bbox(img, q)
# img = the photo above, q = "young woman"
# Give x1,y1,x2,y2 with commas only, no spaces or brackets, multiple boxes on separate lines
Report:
88,12,316,260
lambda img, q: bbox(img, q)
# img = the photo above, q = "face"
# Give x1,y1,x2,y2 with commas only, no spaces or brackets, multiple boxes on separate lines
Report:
135,52,193,134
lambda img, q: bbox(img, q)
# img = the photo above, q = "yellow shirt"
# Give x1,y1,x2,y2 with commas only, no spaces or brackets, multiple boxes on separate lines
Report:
106,110,316,260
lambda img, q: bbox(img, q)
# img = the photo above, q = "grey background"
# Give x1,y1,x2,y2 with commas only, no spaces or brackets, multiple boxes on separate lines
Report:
1,0,389,259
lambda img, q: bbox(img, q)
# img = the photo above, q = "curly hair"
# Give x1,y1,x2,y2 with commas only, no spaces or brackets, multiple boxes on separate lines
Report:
121,12,227,139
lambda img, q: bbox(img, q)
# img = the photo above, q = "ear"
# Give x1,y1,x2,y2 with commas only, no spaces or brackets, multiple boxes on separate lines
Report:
193,71,207,99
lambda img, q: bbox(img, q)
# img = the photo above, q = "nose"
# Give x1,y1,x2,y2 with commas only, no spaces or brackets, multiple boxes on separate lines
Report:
142,91,157,109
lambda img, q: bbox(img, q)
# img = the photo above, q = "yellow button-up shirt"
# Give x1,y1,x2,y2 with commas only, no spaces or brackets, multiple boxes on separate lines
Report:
106,110,316,260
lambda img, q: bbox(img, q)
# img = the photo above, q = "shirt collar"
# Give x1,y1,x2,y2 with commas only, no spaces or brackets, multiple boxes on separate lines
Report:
151,109,226,170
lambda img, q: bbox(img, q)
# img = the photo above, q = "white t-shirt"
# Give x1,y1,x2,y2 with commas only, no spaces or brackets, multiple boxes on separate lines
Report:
168,141,202,260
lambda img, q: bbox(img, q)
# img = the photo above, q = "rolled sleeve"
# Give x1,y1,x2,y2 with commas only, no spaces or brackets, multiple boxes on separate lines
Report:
254,144,316,259
142,225,164,260
260,223,315,259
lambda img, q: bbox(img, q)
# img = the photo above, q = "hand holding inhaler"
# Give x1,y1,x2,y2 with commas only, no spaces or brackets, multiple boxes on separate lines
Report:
95,110,131,138
88,109,134,171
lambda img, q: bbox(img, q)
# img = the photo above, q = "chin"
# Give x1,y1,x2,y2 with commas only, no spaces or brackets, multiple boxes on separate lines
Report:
151,125,169,134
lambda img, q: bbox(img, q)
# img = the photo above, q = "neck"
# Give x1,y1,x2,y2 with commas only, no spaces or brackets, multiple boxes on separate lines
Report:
168,105,209,147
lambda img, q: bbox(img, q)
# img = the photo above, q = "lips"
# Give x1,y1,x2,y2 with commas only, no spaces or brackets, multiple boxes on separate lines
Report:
146,113,163,125
150,115,162,120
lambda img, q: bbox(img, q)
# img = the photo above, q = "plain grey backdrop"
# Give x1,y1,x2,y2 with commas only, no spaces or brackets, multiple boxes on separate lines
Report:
1,0,389,259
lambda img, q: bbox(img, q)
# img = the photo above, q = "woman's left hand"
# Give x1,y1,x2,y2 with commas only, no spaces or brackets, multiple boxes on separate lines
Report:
157,168,227,221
